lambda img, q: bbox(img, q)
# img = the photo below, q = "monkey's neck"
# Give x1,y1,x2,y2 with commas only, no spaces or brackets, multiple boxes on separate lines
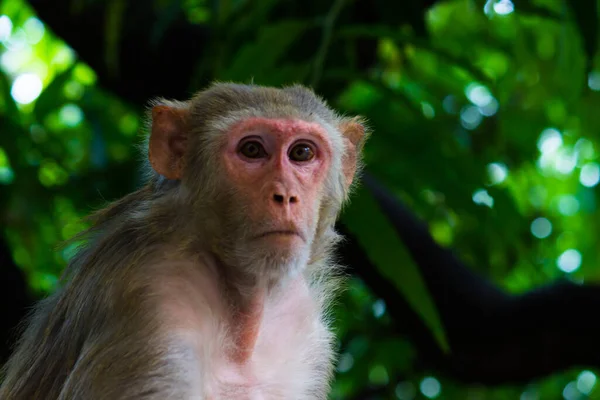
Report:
210,252,301,364
228,291,265,364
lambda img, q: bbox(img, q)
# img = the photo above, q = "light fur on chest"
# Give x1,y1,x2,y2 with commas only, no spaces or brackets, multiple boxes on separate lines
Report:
154,262,335,400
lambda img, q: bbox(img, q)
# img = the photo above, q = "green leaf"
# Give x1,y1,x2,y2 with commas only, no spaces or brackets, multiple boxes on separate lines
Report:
33,64,76,121
339,24,493,86
220,20,309,83
0,70,20,124
341,184,450,354
516,2,562,20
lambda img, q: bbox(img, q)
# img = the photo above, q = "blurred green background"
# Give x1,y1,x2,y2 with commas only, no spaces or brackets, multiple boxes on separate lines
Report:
1,0,600,398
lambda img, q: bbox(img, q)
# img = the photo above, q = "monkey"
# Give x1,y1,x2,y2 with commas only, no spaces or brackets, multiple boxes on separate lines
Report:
0,82,369,400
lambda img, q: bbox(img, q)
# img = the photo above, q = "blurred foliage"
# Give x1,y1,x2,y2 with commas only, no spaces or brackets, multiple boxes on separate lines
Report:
1,0,600,398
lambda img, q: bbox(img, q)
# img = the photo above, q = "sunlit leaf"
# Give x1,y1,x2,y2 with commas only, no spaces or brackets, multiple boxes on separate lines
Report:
341,185,450,354
0,70,19,120
33,64,76,122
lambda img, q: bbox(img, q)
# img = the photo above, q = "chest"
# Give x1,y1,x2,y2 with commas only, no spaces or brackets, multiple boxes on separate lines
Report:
156,274,335,400
204,293,334,399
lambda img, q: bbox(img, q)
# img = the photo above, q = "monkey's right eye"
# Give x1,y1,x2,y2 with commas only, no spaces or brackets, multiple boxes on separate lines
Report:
239,141,267,159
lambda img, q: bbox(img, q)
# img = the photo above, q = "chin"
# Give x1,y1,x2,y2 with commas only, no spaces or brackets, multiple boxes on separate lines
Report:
243,239,310,284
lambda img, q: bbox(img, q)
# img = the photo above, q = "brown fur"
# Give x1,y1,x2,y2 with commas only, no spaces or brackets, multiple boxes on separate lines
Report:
0,82,369,399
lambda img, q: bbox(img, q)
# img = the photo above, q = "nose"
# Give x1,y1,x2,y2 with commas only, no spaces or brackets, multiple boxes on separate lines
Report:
272,192,298,205
270,182,299,207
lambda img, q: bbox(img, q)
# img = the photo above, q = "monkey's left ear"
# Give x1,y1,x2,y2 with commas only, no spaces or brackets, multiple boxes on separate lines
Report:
339,117,368,188
149,105,188,180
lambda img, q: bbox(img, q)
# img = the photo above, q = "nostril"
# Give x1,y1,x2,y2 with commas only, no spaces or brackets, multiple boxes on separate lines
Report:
273,194,284,204
289,196,298,204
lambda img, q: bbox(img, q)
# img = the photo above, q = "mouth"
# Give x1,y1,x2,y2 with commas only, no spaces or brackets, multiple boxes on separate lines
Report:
255,230,305,242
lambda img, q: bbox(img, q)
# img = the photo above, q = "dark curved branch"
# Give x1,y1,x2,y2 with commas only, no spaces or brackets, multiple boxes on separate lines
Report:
344,173,600,384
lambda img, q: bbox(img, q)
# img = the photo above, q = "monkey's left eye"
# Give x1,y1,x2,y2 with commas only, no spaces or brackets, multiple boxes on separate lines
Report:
289,144,315,162
239,141,267,159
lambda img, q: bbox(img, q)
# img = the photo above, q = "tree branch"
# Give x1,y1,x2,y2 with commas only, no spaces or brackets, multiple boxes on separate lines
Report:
349,173,600,384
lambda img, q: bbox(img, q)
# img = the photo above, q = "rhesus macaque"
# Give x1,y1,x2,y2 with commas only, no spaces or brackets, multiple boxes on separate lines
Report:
0,83,368,399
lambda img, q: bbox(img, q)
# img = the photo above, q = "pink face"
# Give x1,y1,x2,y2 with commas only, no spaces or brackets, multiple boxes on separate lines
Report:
222,117,333,248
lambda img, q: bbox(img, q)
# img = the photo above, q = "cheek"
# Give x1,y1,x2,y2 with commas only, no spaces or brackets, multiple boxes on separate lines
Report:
297,182,327,227
221,153,265,194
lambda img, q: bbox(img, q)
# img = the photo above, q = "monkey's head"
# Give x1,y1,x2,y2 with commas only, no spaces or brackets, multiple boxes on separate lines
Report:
147,83,368,283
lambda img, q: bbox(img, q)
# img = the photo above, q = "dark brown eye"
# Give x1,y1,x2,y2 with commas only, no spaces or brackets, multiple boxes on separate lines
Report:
239,141,267,159
289,143,315,162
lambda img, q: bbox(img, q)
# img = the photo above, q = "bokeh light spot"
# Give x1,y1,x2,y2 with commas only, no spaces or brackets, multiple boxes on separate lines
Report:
557,249,582,273
421,102,435,119
336,352,354,373
420,377,441,399
73,63,97,85
23,17,45,44
369,365,389,385
575,138,595,161
11,73,43,105
479,97,499,117
12,245,32,268
119,113,140,136
554,151,577,175
372,299,386,318
580,163,600,187
557,195,579,216
576,370,596,395
520,387,539,400
537,128,562,154
5,28,26,51
588,71,600,91
530,217,552,239
472,189,494,208
465,83,494,108
562,381,580,400
0,166,14,184
460,105,483,130
487,162,508,184
494,0,514,15
33,272,59,292
59,103,84,127
431,221,453,246
63,80,84,100
0,45,33,74
38,160,69,187
0,15,12,41
52,46,76,69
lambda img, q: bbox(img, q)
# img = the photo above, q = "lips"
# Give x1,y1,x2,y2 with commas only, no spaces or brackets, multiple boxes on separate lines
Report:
256,230,305,242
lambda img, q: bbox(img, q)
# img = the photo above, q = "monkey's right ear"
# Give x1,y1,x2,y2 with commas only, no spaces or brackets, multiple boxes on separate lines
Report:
339,117,368,188
149,105,188,180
